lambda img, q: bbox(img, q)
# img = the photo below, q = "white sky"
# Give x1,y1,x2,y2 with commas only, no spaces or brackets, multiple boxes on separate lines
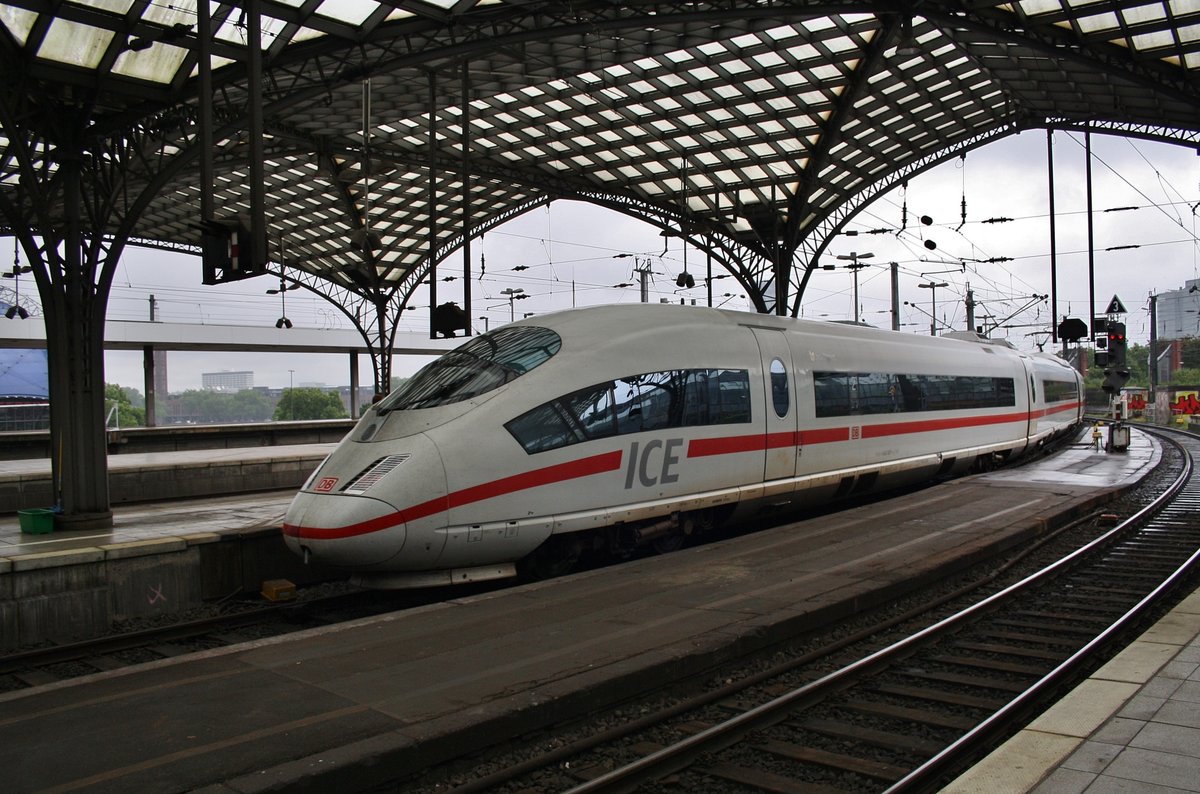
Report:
87,129,1200,392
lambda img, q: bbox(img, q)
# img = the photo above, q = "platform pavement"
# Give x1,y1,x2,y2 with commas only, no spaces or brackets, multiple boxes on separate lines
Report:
0,489,295,558
0,430,1167,793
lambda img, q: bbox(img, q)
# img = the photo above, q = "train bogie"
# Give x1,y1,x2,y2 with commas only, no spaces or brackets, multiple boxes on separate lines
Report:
281,304,1083,588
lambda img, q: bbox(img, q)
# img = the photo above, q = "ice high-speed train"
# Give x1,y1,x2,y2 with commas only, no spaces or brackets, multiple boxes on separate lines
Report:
282,304,1083,588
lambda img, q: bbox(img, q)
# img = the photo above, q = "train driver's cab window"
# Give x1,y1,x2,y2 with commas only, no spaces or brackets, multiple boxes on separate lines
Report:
770,359,789,417
506,368,751,454
376,326,561,412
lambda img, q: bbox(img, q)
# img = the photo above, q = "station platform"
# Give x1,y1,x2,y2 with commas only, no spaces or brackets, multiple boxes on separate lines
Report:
0,485,331,650
0,442,336,514
0,430,1169,793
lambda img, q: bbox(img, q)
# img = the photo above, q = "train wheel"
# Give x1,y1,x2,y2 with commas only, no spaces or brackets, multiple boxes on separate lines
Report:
651,529,686,554
651,513,693,554
516,534,581,581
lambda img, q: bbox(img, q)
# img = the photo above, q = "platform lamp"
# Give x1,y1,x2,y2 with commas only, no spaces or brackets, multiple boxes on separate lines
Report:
267,274,299,328
918,281,949,336
4,239,31,319
836,251,874,324
500,287,526,322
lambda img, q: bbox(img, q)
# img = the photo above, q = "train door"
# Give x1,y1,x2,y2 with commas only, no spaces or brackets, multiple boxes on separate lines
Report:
750,328,798,483
1024,360,1038,441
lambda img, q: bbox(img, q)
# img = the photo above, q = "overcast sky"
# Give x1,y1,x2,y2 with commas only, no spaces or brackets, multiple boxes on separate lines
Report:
76,129,1199,392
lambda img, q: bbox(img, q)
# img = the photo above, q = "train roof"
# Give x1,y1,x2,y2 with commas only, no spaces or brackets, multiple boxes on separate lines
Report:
507,304,1025,354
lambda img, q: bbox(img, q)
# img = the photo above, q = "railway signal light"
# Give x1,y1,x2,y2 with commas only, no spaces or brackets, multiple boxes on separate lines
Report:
1107,322,1127,367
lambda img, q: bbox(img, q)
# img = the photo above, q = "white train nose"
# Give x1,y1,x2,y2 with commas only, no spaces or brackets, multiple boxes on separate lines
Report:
282,492,405,567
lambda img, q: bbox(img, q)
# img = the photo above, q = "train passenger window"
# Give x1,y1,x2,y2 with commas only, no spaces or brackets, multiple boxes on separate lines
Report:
504,402,584,454
505,368,751,454
813,373,852,417
377,326,561,411
1042,379,1078,402
855,372,897,414
814,371,1016,417
770,359,789,418
571,384,619,439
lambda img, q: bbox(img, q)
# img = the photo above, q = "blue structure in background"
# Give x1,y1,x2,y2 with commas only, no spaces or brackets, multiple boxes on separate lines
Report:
0,298,49,429
0,347,50,401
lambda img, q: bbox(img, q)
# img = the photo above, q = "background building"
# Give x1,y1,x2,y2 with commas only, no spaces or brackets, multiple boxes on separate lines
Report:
1156,279,1200,342
201,370,254,392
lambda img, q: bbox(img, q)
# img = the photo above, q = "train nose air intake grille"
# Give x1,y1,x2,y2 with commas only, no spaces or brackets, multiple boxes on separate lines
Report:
342,455,411,494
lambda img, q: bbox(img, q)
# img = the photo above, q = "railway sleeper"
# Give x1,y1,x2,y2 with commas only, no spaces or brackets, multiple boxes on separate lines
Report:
1010,609,1113,626
978,629,1082,648
928,653,1048,677
700,762,844,794
951,640,1071,661
756,738,907,783
793,717,946,756
899,668,1029,693
840,698,979,731
872,682,1007,710
1065,587,1152,602
991,618,1099,637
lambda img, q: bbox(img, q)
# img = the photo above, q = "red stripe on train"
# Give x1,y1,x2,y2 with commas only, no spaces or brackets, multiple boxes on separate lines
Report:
286,404,1081,540
283,450,623,540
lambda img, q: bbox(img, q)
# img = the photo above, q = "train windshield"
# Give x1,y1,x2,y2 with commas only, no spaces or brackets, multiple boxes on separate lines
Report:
376,326,562,411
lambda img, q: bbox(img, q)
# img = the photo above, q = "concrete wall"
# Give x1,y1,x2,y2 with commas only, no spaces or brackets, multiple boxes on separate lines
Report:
0,529,340,650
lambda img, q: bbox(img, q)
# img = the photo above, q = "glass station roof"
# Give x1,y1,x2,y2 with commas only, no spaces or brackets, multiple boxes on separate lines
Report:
1,0,1198,308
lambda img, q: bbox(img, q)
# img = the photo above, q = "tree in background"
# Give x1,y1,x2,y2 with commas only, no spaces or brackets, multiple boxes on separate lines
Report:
170,389,273,423
104,383,145,427
274,387,348,421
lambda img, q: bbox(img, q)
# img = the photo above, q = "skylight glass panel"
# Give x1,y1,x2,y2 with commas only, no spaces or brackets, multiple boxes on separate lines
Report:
1124,4,1168,25
113,43,189,84
213,13,290,48
751,51,785,69
1131,30,1176,50
1078,11,1120,34
0,7,35,45
85,0,135,13
811,63,846,82
316,0,380,25
41,19,114,69
288,27,326,44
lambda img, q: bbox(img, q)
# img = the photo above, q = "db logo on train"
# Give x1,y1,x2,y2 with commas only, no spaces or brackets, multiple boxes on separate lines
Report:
315,477,339,492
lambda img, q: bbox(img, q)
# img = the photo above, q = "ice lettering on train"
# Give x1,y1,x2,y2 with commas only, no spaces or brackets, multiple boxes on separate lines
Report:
624,438,684,488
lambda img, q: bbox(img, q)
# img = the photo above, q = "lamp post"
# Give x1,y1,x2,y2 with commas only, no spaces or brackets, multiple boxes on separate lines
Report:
918,281,948,336
500,287,525,321
836,251,874,323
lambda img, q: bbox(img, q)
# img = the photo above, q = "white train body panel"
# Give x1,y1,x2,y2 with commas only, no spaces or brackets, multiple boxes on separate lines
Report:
282,304,1083,586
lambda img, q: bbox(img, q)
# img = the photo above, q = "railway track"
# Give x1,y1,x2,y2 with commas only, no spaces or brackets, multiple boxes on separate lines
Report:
410,425,1199,794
